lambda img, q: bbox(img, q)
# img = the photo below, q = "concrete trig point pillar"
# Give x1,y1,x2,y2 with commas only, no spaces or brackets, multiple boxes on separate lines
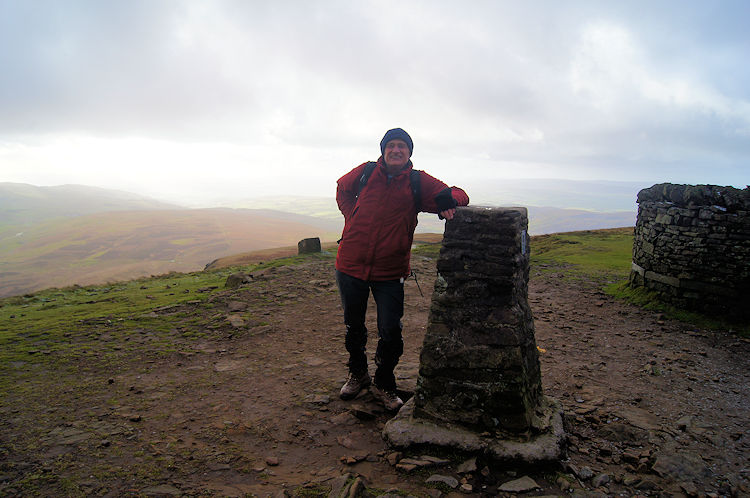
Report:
384,206,565,464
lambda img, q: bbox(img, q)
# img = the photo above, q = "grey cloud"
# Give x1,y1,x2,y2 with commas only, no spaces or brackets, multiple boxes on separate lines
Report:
0,0,748,187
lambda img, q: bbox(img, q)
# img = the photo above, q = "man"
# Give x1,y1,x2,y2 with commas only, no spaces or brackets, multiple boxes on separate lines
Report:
335,128,469,411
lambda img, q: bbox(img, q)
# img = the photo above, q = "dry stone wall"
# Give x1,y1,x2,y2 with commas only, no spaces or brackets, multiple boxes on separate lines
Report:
630,183,750,321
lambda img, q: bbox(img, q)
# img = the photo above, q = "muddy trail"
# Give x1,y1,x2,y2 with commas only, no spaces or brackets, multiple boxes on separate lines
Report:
1,254,749,497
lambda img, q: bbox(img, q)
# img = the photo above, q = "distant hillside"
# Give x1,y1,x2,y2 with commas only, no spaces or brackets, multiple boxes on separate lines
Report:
0,182,181,227
526,206,634,235
0,181,636,298
223,196,635,235
0,208,340,298
225,179,650,235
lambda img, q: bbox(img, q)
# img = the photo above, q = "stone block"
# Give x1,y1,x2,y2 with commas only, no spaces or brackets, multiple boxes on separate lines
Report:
297,237,321,254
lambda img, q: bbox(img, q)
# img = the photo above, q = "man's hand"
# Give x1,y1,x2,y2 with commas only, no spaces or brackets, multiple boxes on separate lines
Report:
439,208,456,220
435,188,458,220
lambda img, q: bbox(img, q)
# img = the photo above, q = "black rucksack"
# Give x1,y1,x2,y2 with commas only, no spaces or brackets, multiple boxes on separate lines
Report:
356,161,422,212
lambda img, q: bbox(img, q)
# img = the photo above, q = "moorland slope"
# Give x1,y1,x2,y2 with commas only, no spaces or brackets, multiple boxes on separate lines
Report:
0,208,339,298
1,228,747,496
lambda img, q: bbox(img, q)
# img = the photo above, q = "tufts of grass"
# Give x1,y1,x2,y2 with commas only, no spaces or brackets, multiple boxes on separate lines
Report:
0,251,335,394
293,484,333,497
411,242,442,259
606,281,750,337
530,227,633,279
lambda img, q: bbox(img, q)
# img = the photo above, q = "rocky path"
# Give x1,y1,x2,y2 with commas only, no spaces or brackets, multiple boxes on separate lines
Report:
1,255,748,496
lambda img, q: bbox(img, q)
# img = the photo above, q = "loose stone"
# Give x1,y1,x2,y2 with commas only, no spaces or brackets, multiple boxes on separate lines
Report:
498,476,540,493
425,474,459,489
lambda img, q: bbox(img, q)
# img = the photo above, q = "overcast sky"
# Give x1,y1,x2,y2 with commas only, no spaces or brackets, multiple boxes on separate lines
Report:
1,0,748,205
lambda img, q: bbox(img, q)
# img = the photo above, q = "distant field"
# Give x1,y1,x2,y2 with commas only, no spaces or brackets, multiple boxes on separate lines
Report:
411,227,635,280
0,209,340,298
0,202,633,300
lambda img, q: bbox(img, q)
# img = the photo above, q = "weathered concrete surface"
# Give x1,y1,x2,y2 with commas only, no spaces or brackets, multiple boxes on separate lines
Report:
383,396,566,464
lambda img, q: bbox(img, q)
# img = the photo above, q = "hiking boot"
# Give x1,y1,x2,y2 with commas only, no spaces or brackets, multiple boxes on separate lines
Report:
370,384,404,412
340,371,371,400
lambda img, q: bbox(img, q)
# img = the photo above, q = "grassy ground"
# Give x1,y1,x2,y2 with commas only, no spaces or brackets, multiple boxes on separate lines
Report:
527,227,749,336
0,253,334,396
530,227,633,279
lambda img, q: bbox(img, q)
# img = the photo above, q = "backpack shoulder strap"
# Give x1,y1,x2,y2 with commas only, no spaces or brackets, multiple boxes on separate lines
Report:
357,162,377,197
410,169,422,212
357,162,421,212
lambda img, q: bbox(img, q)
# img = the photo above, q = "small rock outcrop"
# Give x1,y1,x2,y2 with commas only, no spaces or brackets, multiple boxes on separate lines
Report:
297,237,321,254
224,272,252,288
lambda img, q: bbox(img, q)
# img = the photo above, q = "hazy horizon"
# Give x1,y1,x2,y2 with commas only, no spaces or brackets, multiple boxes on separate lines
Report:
3,176,650,214
2,1,749,202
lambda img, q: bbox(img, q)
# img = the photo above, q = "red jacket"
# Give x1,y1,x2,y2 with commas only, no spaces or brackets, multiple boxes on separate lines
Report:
335,157,469,281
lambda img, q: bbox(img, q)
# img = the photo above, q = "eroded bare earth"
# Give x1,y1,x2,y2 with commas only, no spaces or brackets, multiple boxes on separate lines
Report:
1,255,748,496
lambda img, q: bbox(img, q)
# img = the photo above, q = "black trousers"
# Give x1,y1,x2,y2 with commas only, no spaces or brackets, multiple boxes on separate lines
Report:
335,269,404,391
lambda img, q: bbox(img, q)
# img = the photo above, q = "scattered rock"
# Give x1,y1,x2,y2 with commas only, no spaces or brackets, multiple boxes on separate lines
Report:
621,450,640,464
340,454,367,465
676,414,693,431
617,407,661,431
419,455,451,465
679,480,699,497
49,427,91,445
142,484,181,496
577,466,594,480
348,477,365,497
225,273,252,288
386,452,402,466
214,359,245,372
397,457,443,469
635,478,660,491
265,456,279,466
305,394,330,405
652,452,711,481
227,315,246,327
426,474,458,489
499,476,540,493
330,411,358,426
457,457,477,474
592,473,610,488
396,463,418,472
556,475,574,491
595,422,647,442
329,474,351,497
197,285,219,293
227,301,247,312
622,474,640,486
336,436,356,449
350,406,377,420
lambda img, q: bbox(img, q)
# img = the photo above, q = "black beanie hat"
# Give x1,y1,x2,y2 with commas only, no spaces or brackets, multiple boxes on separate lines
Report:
380,128,413,156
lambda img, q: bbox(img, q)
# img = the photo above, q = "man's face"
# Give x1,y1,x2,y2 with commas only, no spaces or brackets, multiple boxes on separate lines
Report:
383,139,410,170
